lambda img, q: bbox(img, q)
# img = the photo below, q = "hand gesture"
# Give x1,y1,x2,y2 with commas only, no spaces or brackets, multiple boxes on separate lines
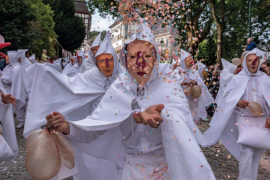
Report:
46,112,70,135
236,100,249,109
133,104,164,128
1,93,16,106
265,117,270,129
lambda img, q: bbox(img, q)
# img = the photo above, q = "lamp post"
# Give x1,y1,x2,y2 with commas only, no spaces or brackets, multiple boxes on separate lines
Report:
248,0,253,38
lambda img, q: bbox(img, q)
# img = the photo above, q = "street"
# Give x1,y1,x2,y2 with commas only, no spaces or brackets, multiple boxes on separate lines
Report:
1,119,270,180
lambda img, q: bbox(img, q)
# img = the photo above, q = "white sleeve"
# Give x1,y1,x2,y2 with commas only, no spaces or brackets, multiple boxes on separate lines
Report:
1,67,13,84
65,122,106,143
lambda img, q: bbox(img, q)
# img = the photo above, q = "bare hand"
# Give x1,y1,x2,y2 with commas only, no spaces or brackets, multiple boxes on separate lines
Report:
46,112,70,135
265,117,270,129
1,94,16,106
236,100,249,109
133,104,164,128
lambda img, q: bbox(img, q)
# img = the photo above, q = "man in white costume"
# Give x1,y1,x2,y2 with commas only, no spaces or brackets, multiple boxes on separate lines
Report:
175,49,213,123
24,32,125,180
16,49,33,128
44,58,63,72
0,51,26,117
80,33,102,73
44,22,215,180
0,81,18,162
62,56,81,77
204,48,270,180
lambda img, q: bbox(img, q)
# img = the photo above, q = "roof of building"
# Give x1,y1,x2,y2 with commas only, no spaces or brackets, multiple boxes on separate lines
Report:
108,18,122,28
73,0,89,14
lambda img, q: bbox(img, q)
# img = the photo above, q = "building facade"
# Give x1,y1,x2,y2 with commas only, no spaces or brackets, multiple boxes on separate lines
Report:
109,19,178,57
73,0,90,42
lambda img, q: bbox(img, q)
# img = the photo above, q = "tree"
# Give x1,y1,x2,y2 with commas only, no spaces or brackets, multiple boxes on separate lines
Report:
0,0,36,51
43,0,85,54
89,31,106,44
28,0,58,58
197,32,217,66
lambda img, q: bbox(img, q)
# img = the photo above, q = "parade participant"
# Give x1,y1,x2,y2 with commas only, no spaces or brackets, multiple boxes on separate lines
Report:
80,33,102,73
44,22,215,180
62,50,85,77
204,48,270,180
0,37,18,161
261,62,270,75
16,49,32,128
177,49,213,123
0,80,18,162
62,56,77,77
24,32,124,180
28,54,36,64
44,57,63,73
0,51,26,114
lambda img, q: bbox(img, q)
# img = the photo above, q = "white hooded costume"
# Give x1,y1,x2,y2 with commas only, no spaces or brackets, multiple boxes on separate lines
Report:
174,49,214,122
24,32,124,180
80,33,102,73
28,54,36,64
49,22,216,180
0,80,19,161
1,51,26,112
203,48,270,180
196,62,206,79
214,58,237,107
62,56,80,77
44,58,62,73
17,49,33,123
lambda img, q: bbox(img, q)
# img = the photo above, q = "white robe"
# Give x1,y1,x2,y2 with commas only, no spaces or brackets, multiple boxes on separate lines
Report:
66,63,215,180
215,59,237,107
203,49,270,161
0,81,19,161
0,63,26,111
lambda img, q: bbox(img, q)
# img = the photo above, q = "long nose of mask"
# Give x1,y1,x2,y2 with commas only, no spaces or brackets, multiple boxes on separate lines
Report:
136,51,146,69
252,57,258,66
106,58,109,67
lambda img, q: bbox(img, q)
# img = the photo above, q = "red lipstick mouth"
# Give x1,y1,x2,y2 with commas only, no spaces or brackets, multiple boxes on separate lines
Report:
137,72,146,76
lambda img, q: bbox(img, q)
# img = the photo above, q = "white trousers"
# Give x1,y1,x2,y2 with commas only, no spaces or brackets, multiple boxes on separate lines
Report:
119,154,169,180
237,116,265,180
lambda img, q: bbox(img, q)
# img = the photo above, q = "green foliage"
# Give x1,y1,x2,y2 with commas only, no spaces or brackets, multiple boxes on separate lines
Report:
43,0,86,52
197,33,217,66
87,0,117,18
89,31,106,44
28,0,58,58
0,0,36,51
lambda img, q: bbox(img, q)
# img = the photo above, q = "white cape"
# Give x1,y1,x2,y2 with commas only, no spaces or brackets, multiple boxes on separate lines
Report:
203,49,269,160
68,63,215,180
215,58,237,107
0,81,19,161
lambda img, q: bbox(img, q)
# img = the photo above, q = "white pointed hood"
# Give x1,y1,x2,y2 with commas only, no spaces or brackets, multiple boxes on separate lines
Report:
95,31,119,77
119,21,160,84
242,48,264,76
196,62,206,76
92,32,102,47
17,49,32,68
8,51,20,65
29,54,36,64
180,49,192,71
77,50,86,62
221,58,237,74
